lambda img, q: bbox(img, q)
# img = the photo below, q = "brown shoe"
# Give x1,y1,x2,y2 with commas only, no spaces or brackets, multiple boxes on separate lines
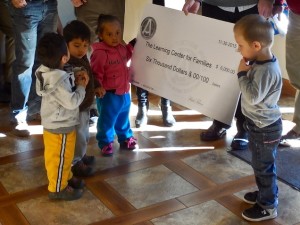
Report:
81,154,95,165
68,176,85,189
71,160,94,177
48,185,83,201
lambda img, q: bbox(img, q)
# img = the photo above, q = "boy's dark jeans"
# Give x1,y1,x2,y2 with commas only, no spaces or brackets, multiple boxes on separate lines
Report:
245,118,282,209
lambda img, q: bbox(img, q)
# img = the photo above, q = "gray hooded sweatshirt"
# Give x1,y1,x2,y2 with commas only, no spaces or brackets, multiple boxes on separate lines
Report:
35,65,86,133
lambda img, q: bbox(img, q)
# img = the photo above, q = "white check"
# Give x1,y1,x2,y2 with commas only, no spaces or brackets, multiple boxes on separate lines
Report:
131,4,241,125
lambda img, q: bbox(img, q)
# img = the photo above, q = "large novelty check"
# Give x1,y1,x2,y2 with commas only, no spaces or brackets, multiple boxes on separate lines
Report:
131,4,241,125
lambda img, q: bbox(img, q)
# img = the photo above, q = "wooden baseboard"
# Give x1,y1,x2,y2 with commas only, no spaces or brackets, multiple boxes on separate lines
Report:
282,78,296,97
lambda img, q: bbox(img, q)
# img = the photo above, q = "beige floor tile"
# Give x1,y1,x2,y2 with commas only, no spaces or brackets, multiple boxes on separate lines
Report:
106,164,198,208
182,149,253,184
151,200,248,225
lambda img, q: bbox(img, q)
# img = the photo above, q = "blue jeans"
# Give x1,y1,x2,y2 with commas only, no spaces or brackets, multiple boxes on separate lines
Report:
9,0,58,122
96,92,133,148
245,118,282,209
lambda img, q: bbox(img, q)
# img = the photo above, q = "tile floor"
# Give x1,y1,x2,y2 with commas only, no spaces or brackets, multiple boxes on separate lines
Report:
0,92,299,225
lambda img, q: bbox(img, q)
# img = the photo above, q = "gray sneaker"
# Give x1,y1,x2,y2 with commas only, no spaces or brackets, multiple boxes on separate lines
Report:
48,185,83,201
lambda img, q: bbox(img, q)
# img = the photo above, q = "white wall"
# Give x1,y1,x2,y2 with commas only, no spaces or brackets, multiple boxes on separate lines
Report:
272,35,288,79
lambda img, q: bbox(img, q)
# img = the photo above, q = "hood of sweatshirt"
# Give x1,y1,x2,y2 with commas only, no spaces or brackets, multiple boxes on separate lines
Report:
35,64,71,96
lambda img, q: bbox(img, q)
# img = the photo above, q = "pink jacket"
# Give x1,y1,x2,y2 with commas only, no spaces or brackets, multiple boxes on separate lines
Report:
286,0,300,14
91,42,133,95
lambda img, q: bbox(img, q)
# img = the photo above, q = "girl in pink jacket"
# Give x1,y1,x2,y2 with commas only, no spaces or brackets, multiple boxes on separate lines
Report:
91,14,137,156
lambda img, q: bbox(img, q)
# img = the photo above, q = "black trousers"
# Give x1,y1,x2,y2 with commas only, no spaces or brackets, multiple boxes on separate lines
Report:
153,0,164,6
202,2,259,131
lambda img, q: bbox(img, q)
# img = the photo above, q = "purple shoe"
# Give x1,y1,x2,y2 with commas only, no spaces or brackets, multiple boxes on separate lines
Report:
101,143,113,156
120,137,138,150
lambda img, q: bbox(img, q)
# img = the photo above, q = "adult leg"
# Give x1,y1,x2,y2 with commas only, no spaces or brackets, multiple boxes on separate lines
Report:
27,0,58,118
0,1,15,102
150,0,176,127
135,86,149,127
200,3,257,148
280,11,300,143
9,2,40,136
0,1,15,85
161,97,176,127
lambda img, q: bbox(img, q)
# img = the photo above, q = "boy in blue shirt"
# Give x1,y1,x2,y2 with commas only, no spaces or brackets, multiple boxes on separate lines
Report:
234,14,282,221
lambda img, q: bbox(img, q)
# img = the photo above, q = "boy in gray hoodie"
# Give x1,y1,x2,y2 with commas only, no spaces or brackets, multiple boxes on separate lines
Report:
36,32,89,201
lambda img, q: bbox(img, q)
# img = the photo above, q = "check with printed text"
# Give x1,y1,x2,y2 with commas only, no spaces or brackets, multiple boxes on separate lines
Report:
131,4,242,125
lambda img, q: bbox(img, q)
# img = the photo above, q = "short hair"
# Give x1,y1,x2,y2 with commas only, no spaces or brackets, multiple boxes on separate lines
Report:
37,32,68,69
63,20,91,44
234,14,274,47
95,14,121,35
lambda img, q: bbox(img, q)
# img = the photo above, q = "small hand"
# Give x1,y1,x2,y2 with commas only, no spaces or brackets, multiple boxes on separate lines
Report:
75,70,89,87
95,87,106,98
238,58,251,73
71,0,87,7
11,0,27,8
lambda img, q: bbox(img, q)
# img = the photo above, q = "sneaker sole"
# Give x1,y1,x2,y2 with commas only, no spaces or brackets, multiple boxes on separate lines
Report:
243,197,256,205
242,212,277,222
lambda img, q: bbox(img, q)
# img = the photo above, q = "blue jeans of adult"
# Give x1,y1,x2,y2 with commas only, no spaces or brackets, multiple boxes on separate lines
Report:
96,92,133,148
245,118,282,209
9,0,58,123
0,0,15,85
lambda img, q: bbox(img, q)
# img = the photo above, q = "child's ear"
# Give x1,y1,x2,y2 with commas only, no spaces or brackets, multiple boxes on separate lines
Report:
252,41,262,51
61,55,69,64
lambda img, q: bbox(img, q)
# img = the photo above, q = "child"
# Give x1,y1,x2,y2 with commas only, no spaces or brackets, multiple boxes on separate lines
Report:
91,14,137,156
63,20,95,177
233,14,282,221
36,32,89,200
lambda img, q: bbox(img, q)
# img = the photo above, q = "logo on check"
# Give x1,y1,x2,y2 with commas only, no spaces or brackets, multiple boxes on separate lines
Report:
140,17,157,40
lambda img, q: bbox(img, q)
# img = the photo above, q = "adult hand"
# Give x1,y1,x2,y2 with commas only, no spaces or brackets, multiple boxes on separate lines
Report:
182,0,201,15
71,0,87,8
258,0,273,18
272,5,284,19
11,0,27,8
